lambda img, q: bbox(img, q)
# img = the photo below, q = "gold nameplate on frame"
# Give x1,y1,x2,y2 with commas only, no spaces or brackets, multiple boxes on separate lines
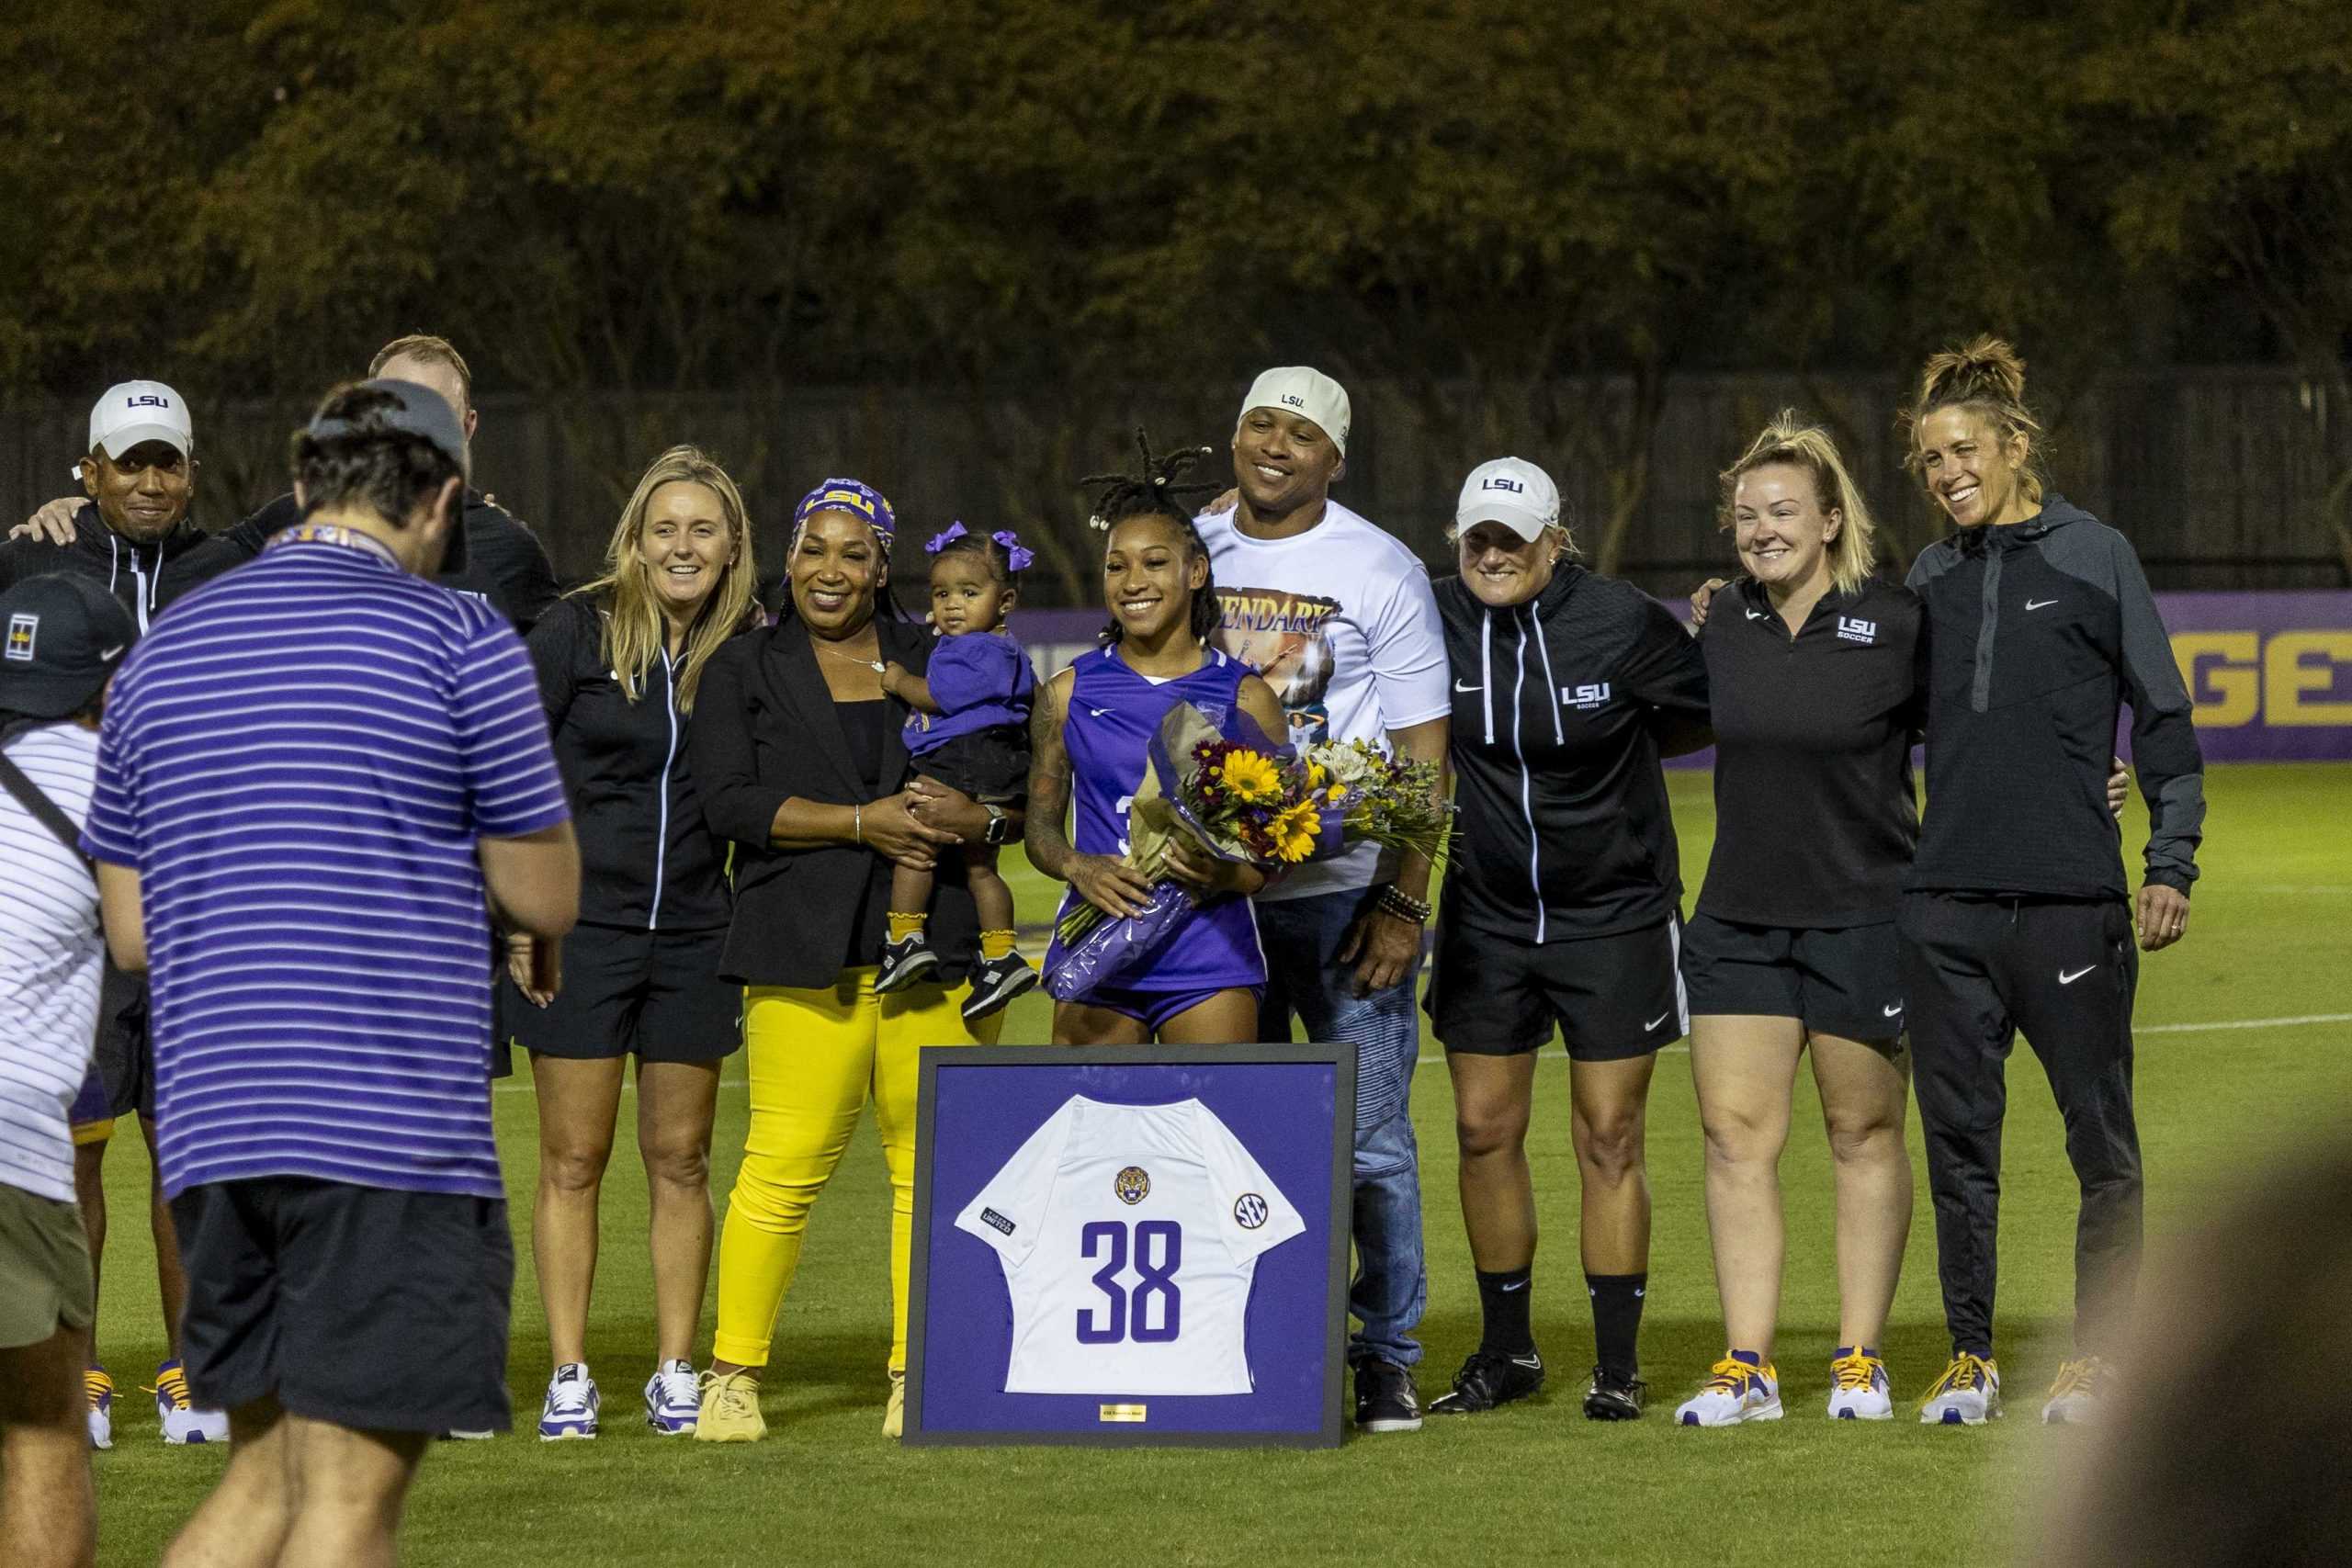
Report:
1098,1404,1148,1423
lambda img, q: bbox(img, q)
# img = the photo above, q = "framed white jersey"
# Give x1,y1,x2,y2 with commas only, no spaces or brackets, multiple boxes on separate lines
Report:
954,1095,1306,1395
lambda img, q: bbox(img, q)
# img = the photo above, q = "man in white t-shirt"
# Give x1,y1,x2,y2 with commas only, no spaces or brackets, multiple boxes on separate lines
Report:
1195,367,1451,1434
0,572,136,1568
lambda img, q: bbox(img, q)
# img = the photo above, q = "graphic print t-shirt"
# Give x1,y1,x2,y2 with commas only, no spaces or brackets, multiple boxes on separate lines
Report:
955,1096,1306,1395
1196,500,1448,900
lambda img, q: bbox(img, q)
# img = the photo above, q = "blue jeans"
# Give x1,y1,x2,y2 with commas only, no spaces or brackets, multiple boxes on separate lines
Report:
1256,887,1427,1371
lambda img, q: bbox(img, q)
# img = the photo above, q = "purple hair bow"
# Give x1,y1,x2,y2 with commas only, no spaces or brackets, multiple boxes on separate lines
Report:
925,520,1035,574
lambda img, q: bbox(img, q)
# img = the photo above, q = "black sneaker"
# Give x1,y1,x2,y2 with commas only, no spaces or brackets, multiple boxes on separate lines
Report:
1583,1364,1646,1421
1353,1359,1422,1434
961,953,1040,1021
875,933,940,994
1428,1348,1545,1416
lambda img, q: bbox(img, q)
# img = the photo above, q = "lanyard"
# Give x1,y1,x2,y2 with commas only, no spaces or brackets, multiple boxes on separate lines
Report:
266,522,403,570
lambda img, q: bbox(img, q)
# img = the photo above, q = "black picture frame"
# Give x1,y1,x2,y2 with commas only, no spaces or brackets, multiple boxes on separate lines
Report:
903,1041,1356,1449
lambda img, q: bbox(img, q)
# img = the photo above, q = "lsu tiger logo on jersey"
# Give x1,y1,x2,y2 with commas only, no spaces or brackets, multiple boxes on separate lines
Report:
1114,1166,1150,1205
5,613,35,662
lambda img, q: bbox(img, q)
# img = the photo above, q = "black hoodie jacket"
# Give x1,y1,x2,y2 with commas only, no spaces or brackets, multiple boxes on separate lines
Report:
159,489,560,630
0,502,209,635
1904,493,2203,899
1434,563,1713,944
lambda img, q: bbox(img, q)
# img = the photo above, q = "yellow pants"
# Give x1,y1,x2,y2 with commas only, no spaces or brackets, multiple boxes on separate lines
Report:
710,967,1001,1372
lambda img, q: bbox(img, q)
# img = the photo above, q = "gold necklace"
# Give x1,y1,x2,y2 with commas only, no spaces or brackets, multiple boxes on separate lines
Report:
812,637,886,674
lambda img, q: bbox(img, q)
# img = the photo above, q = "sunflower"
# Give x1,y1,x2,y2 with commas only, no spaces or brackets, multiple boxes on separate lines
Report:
1215,749,1284,805
1268,799,1321,863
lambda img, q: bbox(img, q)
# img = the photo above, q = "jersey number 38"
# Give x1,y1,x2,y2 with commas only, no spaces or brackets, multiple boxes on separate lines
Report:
1075,1220,1182,1345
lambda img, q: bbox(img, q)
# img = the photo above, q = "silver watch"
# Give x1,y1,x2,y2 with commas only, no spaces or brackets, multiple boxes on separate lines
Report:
982,804,1011,845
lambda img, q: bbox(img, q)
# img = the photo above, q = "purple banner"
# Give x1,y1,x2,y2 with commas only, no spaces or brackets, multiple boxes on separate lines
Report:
1013,592,2352,764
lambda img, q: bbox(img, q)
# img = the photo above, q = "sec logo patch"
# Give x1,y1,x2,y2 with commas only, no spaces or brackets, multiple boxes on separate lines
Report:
1114,1166,1150,1205
1233,1193,1269,1229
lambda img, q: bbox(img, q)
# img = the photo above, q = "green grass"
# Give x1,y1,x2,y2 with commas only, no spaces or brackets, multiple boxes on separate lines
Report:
80,762,2352,1567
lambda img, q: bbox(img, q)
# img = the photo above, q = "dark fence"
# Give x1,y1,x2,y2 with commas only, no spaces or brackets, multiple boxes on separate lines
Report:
5,367,2345,599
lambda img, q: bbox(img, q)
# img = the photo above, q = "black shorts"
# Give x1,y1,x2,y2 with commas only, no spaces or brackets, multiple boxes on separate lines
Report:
908,724,1028,804
1426,915,1686,1060
170,1177,514,1433
1679,912,1905,1043
503,922,741,1063
68,963,153,1134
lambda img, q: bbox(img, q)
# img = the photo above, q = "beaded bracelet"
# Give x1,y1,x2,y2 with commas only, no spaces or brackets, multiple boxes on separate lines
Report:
1377,886,1431,925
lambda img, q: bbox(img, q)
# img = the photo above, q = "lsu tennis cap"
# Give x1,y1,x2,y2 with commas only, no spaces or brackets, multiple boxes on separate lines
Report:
1455,457,1561,542
1238,367,1351,456
0,573,139,719
792,477,897,538
89,380,193,460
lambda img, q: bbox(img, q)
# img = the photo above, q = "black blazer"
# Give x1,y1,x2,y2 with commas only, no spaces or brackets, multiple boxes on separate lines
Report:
692,613,979,988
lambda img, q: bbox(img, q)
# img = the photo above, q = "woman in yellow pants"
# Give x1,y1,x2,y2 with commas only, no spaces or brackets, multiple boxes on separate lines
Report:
687,478,1017,1440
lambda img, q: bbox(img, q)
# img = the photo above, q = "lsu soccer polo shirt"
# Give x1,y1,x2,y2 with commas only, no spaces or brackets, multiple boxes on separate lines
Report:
81,536,571,1201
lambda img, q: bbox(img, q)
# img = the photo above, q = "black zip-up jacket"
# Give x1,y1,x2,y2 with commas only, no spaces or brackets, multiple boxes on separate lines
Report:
160,489,560,630
528,594,734,931
0,502,208,635
1905,494,2203,899
1435,564,1713,944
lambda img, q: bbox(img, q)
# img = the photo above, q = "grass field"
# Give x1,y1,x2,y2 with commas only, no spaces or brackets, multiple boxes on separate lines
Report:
75,762,2352,1567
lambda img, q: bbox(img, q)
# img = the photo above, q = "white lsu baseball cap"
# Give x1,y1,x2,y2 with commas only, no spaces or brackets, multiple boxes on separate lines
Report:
1455,457,1562,542
1238,366,1351,456
88,380,194,462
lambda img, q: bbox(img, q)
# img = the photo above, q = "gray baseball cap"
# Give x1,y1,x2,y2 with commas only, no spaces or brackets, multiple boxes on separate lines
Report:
302,378,471,572
0,573,139,718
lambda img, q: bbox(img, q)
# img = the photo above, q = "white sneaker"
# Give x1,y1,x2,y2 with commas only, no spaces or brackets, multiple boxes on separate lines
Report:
2041,1356,2108,1425
538,1363,599,1440
1826,1348,1894,1420
645,1360,699,1435
1919,1353,2002,1426
1675,1354,1782,1427
86,1367,113,1450
152,1361,229,1444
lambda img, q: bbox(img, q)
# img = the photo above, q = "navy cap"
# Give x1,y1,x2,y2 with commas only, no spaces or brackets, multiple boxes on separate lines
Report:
0,573,139,719
307,378,469,479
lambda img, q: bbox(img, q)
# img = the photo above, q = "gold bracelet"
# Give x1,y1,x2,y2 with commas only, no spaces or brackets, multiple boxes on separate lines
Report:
854,803,863,844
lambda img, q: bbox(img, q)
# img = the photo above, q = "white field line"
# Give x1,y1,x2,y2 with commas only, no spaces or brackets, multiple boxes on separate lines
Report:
489,1010,2352,1089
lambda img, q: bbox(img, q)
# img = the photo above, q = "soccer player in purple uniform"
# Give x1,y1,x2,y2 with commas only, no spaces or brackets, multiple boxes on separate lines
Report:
1027,434,1287,1046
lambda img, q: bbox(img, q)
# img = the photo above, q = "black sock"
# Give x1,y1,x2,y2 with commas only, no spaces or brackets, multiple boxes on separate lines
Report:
1475,1268,1534,1358
1585,1273,1646,1381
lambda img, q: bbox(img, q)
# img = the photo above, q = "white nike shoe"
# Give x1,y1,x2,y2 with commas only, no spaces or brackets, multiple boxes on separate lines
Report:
152,1361,230,1445
538,1363,599,1440
1919,1354,2001,1426
1675,1354,1782,1427
2041,1356,2108,1425
1826,1348,1894,1420
645,1360,699,1435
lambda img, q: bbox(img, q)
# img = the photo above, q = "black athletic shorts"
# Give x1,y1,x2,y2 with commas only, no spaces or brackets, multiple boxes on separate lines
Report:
1426,915,1686,1060
503,922,741,1063
170,1177,514,1433
68,963,154,1133
909,723,1029,804
1679,912,1905,1043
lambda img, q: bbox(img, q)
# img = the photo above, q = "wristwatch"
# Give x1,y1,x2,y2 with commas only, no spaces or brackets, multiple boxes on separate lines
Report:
982,804,1012,845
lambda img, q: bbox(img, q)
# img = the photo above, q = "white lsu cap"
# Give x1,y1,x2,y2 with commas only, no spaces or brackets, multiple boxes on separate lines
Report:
1238,366,1351,456
88,380,194,460
1455,457,1561,542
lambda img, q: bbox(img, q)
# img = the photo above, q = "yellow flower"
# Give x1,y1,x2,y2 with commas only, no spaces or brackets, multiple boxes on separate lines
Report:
1269,800,1320,863
1306,761,1329,790
1325,784,1348,804
1216,749,1283,805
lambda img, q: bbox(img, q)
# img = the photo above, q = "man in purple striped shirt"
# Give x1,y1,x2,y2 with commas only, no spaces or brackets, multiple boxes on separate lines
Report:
83,381,579,1567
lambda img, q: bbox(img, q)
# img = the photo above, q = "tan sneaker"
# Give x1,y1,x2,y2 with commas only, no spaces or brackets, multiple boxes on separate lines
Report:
883,1371,906,1438
2041,1356,2109,1425
694,1369,764,1443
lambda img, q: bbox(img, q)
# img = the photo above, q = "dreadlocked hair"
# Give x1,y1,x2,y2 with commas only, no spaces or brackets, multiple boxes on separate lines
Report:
1081,428,1224,648
1901,334,2050,505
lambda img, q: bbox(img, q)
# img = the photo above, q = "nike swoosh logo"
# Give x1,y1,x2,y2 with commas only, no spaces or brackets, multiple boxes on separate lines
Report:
1510,1356,1543,1370
1883,1002,1904,1017
2058,965,2097,984
1454,680,1481,693
1745,609,1767,620
2025,598,2058,611
100,646,125,660
1500,1280,1527,1292
1088,707,1114,718
1644,1011,1670,1031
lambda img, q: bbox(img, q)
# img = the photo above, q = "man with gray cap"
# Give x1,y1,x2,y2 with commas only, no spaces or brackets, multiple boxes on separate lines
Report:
0,572,137,1568
81,379,579,1565
1197,366,1452,1433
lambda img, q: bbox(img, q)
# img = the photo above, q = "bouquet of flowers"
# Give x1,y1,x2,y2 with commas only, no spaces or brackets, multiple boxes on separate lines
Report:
1045,705,1454,1004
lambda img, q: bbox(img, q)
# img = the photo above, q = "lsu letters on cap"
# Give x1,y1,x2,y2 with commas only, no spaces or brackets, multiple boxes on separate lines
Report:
1454,457,1562,543
1238,367,1351,457
89,380,194,460
0,572,140,719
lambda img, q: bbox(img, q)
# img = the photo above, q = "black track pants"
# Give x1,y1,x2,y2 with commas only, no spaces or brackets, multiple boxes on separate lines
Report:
1897,893,2143,1359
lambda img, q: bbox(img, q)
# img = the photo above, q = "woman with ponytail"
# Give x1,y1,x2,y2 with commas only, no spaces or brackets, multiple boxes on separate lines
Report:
1894,337,2204,1427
